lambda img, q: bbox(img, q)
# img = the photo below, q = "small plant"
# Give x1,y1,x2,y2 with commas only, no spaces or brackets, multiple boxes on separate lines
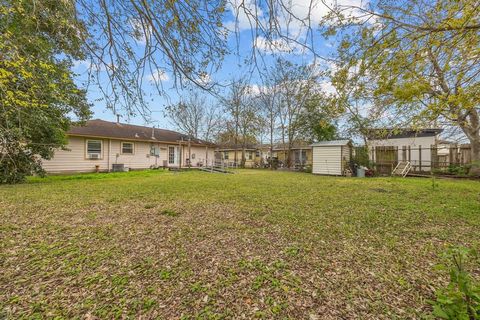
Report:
159,269,172,280
430,246,480,320
160,209,179,217
431,176,438,190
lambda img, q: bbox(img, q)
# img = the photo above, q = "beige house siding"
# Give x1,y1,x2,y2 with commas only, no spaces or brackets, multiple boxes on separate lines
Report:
42,135,215,173
181,145,215,167
218,150,256,167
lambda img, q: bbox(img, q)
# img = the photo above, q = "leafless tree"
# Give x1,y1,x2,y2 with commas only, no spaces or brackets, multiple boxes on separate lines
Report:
164,91,221,142
257,79,280,168
274,59,320,167
72,0,337,118
223,79,251,164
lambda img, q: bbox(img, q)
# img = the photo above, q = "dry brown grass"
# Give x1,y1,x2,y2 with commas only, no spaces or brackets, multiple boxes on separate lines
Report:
1,170,479,319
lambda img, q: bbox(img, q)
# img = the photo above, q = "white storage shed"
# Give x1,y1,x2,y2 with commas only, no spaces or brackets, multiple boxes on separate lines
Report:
311,140,352,175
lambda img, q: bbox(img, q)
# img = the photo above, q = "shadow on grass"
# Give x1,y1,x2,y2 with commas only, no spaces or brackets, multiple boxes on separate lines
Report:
27,169,168,184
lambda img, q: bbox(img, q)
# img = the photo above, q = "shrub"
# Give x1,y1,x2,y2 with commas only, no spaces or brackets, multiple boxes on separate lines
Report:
304,165,312,173
353,146,372,168
430,247,480,320
447,164,468,176
0,130,45,184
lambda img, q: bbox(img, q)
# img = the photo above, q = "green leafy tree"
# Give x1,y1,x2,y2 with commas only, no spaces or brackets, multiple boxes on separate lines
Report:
326,0,480,161
296,94,337,143
0,0,91,183
274,59,321,167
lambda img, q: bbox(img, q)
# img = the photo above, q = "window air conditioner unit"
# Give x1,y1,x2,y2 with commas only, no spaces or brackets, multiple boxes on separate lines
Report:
88,153,100,159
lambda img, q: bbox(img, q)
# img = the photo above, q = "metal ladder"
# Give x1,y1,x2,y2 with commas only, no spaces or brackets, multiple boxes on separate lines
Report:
392,161,412,177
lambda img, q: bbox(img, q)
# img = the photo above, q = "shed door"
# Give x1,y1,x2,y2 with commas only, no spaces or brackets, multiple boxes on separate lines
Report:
312,146,342,175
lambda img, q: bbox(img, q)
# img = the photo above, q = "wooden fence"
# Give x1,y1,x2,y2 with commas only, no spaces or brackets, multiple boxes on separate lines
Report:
362,145,472,174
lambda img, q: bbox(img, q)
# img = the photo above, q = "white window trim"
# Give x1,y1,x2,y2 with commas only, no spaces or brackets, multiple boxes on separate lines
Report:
85,139,103,160
150,144,160,156
121,141,135,155
168,145,177,164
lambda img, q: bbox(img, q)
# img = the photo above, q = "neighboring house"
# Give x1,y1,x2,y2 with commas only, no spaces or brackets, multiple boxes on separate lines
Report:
367,128,443,173
270,142,312,167
216,145,257,168
216,141,313,168
311,140,352,175
42,119,216,173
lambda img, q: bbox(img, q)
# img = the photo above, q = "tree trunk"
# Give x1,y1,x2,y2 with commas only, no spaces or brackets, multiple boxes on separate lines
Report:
471,135,480,162
456,111,480,176
459,111,480,162
242,145,246,168
270,123,274,170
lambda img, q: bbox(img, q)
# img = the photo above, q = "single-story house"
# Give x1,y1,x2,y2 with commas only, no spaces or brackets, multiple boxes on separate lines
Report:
311,140,352,175
42,119,216,173
367,128,443,173
216,146,257,168
217,141,313,168
270,142,312,167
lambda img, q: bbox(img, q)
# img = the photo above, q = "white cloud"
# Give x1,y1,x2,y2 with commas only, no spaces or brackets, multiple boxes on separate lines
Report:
226,0,370,36
246,84,267,95
196,73,211,85
130,18,152,45
254,36,305,54
73,60,91,70
224,0,265,32
147,69,169,82
319,80,337,94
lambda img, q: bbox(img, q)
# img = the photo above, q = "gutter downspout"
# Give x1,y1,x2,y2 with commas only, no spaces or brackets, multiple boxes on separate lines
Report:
188,137,191,167
108,139,111,172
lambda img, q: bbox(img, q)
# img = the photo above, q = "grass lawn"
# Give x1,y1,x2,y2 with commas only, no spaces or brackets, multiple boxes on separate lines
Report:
1,170,479,319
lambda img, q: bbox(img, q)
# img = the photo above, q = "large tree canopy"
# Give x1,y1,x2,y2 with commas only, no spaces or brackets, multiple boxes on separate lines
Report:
0,0,91,183
327,0,480,160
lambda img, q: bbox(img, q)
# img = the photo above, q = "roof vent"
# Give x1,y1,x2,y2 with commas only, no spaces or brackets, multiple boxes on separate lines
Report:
151,126,156,139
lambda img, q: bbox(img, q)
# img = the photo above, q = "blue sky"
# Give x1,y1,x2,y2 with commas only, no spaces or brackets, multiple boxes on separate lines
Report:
72,0,361,130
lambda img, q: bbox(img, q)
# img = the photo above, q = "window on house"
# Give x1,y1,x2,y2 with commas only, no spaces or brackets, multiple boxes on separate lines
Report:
121,142,134,154
247,151,253,160
301,150,307,162
150,145,159,156
191,153,196,159
86,140,102,157
224,151,229,160
255,150,260,157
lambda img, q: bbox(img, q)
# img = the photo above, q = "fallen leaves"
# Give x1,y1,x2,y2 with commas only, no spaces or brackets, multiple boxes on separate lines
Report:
0,170,479,318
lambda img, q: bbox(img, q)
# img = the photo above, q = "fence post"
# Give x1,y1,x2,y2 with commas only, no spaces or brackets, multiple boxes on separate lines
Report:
431,145,437,170
408,146,412,171
419,145,422,172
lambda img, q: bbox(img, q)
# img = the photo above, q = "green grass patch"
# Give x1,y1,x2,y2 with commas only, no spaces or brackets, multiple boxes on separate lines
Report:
1,170,479,318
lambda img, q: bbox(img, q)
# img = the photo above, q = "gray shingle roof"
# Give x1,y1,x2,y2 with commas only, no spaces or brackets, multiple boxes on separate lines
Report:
68,119,215,146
